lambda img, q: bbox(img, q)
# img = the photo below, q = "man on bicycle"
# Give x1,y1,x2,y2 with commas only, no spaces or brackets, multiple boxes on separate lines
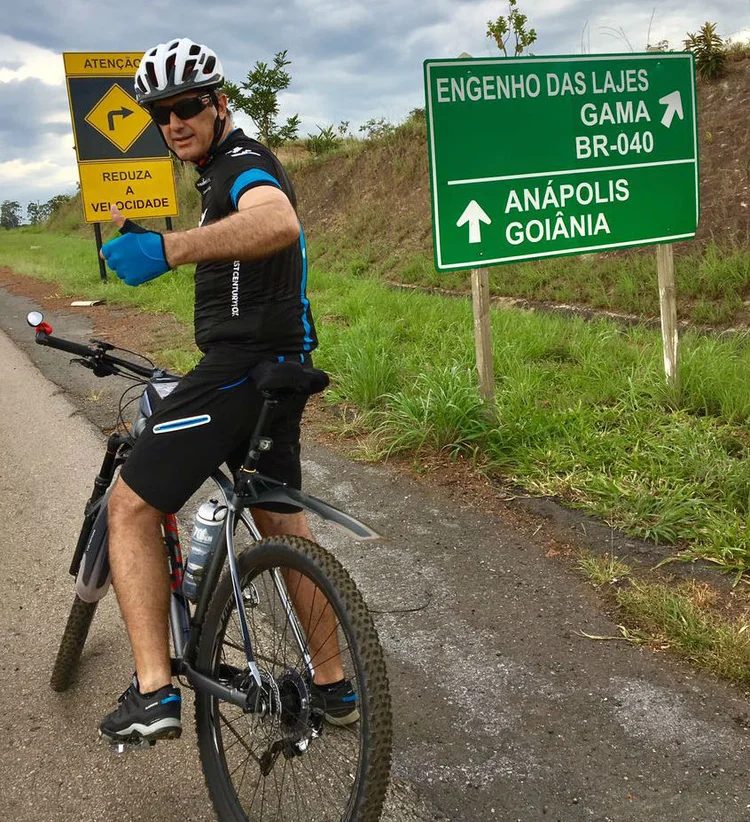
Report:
97,37,357,743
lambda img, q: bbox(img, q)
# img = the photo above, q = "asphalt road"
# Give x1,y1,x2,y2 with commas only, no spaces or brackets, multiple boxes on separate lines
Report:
3,286,750,822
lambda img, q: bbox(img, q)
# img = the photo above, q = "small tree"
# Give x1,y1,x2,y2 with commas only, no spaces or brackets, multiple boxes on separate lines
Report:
487,0,537,57
44,193,72,220
225,50,301,148
0,200,21,229
684,22,727,80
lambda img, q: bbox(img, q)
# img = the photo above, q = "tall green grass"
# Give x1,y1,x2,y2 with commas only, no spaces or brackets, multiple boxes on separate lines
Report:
311,233,750,327
5,230,750,571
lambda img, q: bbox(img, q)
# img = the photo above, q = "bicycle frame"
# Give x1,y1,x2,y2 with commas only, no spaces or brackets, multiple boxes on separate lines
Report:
171,465,381,709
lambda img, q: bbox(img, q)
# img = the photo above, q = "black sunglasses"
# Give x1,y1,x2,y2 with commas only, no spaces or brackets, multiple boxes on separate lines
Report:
150,94,213,126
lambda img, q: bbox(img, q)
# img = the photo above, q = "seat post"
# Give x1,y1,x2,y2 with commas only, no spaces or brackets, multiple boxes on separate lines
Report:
234,395,278,494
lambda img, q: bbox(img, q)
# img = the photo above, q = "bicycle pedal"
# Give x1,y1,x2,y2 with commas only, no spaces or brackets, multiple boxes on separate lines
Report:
105,736,158,755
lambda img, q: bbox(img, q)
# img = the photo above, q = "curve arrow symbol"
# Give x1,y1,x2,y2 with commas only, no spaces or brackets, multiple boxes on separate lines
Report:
107,107,134,131
658,91,684,129
457,200,491,244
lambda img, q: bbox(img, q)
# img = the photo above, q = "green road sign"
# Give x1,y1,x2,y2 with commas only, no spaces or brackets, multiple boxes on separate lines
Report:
424,53,699,271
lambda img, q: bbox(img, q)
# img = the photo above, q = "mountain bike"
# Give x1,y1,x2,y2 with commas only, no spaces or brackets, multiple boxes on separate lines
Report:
28,310,392,822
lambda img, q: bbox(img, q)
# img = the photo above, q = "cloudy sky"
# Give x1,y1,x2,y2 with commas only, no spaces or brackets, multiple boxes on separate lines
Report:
2,0,748,214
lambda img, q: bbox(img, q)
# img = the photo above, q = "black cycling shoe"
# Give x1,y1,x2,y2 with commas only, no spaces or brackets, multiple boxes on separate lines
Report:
99,679,182,742
310,678,360,726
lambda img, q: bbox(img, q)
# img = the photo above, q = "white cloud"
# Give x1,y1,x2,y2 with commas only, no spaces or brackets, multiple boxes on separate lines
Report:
0,34,64,85
290,0,373,30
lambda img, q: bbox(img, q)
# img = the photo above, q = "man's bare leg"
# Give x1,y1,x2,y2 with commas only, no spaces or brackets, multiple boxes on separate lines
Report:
252,508,345,686
107,477,172,693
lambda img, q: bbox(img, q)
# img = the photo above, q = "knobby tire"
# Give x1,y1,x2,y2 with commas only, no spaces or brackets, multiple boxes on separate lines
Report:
50,594,98,692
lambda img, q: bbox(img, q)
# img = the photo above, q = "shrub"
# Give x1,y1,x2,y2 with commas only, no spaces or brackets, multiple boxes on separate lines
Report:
306,125,342,157
358,118,396,141
684,22,727,80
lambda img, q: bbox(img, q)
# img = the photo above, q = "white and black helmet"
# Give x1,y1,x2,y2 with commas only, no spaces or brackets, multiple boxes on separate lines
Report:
135,38,224,105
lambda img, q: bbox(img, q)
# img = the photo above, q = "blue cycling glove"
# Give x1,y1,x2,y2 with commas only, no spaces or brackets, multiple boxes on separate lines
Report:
101,220,170,286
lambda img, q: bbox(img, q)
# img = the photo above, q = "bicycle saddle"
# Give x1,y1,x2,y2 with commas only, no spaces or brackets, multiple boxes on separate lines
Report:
250,360,330,396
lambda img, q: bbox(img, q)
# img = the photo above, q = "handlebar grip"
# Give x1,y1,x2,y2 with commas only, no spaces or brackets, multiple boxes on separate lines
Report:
35,331,94,358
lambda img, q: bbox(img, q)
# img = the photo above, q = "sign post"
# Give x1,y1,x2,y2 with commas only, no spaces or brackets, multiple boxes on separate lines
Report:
63,52,179,279
657,243,679,388
424,53,699,387
471,268,495,403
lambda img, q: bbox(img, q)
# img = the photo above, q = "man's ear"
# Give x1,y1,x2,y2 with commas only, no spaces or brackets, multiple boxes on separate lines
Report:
216,92,228,118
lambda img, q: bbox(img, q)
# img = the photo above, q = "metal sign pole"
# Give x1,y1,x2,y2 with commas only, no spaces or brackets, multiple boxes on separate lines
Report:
93,223,107,283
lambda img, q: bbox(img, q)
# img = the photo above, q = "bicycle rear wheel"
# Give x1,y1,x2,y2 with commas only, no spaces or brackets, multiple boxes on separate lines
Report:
50,594,98,692
195,535,392,822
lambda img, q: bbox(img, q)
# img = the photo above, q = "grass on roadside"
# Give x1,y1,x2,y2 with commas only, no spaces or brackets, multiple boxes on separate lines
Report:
617,578,750,686
578,551,750,688
578,553,632,586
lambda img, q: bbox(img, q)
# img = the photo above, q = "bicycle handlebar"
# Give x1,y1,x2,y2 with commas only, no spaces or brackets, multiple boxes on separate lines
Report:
34,327,176,381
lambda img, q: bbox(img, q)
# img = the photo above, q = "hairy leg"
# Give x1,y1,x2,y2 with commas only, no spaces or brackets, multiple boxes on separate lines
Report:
251,508,345,685
108,477,172,693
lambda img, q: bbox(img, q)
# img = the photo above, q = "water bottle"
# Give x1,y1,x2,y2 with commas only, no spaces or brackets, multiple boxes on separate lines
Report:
183,499,226,602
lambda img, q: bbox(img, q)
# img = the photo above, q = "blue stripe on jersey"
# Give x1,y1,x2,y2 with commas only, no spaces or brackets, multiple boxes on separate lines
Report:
298,226,314,352
230,169,281,208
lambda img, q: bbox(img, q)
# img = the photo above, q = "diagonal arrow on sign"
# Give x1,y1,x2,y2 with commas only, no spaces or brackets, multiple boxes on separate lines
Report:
658,90,684,129
457,200,491,244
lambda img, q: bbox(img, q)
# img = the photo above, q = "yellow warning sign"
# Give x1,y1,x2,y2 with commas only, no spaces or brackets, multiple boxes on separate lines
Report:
77,159,178,224
84,84,151,153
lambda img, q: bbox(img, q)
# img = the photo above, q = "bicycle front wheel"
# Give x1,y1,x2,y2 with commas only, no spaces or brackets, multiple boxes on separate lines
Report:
195,535,392,822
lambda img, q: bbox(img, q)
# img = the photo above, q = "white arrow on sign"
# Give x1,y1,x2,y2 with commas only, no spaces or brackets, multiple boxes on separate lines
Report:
457,200,491,244
659,90,684,129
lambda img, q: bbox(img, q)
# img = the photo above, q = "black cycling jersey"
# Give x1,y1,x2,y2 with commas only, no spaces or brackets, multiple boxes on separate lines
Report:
192,128,317,358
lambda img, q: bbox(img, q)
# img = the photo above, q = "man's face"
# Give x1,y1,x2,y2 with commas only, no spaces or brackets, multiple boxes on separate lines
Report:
149,90,227,162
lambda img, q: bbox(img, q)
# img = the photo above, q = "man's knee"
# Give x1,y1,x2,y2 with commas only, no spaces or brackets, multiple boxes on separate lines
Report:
109,478,162,529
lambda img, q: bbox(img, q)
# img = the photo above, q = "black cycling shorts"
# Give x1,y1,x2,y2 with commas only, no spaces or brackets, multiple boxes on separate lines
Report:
120,347,309,514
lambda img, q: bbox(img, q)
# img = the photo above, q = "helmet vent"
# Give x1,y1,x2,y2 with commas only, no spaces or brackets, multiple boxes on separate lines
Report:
145,61,158,90
204,56,216,74
189,44,201,56
165,53,176,79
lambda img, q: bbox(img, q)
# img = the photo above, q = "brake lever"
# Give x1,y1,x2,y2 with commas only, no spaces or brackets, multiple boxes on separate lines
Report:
69,356,119,378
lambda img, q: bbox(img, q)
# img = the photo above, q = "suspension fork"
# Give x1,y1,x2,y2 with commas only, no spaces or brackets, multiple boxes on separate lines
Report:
164,514,191,659
69,433,126,578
